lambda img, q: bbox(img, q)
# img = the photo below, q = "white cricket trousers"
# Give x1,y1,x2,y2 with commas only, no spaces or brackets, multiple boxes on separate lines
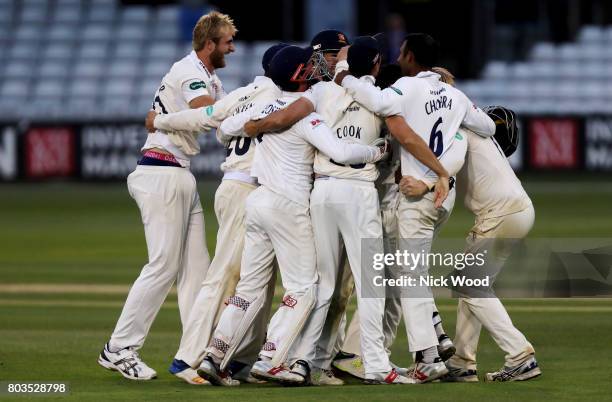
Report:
449,205,536,370
209,186,318,363
397,190,454,352
342,186,403,357
297,178,390,376
109,165,210,351
175,179,273,367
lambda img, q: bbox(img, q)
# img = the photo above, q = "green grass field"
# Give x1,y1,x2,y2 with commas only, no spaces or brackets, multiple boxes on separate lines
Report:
1,176,611,401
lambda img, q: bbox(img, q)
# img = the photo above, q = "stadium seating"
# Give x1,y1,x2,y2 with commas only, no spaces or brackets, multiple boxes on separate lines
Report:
458,25,612,114
0,0,608,120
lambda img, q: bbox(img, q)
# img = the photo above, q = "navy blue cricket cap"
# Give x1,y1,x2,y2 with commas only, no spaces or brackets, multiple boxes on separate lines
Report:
372,32,390,64
347,36,381,78
268,45,314,91
310,29,349,52
262,43,289,75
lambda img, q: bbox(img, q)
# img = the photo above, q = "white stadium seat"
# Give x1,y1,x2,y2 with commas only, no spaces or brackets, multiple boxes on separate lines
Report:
4,61,34,78
529,42,556,61
1,80,29,98
108,61,139,78
73,61,105,78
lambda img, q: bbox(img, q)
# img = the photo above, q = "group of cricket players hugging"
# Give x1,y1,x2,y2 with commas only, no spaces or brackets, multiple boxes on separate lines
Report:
96,11,542,387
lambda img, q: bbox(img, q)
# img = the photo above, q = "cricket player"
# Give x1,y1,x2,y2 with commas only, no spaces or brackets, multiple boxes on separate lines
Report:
145,44,289,385
334,66,458,380
335,33,496,383
244,37,450,385
97,11,236,381
438,106,539,382
194,45,387,387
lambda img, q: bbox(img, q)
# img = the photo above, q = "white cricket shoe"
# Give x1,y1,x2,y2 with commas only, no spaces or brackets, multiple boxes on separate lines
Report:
168,358,209,385
332,351,366,380
406,360,449,383
364,369,415,385
174,367,210,385
437,334,456,361
197,356,240,386
390,362,411,377
485,357,541,382
98,343,157,381
311,367,344,386
250,359,305,385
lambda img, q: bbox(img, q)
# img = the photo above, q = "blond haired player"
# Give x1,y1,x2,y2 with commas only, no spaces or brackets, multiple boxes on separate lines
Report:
335,33,495,383
145,44,289,385
97,11,235,381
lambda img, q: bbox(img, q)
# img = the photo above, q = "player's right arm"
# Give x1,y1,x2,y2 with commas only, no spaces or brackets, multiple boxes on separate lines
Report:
149,107,219,133
218,98,277,138
385,115,450,207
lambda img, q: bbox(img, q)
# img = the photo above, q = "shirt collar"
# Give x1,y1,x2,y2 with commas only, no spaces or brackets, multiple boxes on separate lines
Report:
360,75,376,84
189,50,212,79
416,70,441,80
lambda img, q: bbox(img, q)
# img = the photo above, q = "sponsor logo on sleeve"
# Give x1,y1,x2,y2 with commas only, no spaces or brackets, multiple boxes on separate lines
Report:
390,86,403,95
189,80,207,90
310,119,323,128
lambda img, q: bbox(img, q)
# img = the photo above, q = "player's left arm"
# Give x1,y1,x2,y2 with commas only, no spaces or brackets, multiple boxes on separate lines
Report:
219,102,267,138
147,84,255,133
337,74,402,117
189,95,215,108
459,91,495,137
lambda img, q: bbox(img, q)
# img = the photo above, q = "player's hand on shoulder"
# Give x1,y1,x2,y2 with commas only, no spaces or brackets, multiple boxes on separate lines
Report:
145,110,158,133
399,175,429,198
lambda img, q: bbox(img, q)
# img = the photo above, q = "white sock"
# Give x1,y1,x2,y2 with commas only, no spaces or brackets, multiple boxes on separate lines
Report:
421,346,440,364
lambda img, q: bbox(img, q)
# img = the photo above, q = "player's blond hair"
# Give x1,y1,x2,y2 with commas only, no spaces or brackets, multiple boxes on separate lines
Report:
432,66,455,86
192,11,237,51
